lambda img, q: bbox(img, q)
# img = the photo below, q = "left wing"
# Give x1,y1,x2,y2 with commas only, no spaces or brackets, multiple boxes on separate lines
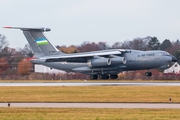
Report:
45,49,126,62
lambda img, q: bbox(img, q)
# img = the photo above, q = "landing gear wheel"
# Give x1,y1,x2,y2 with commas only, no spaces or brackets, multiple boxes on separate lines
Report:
110,74,118,79
99,75,109,80
90,75,98,80
145,72,152,76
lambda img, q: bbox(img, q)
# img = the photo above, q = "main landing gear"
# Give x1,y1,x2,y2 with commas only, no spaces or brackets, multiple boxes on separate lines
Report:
110,74,118,79
90,74,118,80
145,71,152,76
90,75,98,80
99,75,109,79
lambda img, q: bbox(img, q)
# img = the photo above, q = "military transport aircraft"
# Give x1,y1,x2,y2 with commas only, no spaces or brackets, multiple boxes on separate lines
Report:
4,26,177,79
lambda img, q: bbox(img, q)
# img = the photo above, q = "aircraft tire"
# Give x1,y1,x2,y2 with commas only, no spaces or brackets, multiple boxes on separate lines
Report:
149,72,152,76
90,75,98,80
99,75,109,80
145,72,152,76
110,74,118,79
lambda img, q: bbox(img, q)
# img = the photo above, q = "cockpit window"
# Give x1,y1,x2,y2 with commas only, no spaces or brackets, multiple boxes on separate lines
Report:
159,52,170,56
166,52,170,55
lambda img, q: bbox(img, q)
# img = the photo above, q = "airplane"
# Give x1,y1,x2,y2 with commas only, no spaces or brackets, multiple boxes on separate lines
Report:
3,26,177,79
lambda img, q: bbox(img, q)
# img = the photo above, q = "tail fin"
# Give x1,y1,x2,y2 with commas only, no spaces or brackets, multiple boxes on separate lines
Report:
3,26,64,57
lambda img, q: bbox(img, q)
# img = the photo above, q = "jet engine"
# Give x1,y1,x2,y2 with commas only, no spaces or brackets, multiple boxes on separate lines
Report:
111,57,126,65
87,56,126,67
87,58,111,67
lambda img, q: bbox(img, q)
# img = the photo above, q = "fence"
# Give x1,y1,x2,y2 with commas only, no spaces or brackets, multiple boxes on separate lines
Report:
0,72,179,80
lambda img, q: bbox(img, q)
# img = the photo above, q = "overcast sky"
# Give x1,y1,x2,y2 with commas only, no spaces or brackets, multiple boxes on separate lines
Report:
0,0,180,49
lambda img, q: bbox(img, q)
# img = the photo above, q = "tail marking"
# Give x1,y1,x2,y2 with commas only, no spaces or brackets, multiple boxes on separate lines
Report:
36,38,49,45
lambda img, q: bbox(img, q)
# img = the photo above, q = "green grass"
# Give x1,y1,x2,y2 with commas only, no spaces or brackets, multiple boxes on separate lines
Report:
0,108,180,120
0,86,180,103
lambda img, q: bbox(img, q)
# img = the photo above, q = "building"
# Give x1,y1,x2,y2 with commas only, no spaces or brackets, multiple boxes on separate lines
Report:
34,64,65,74
164,62,180,74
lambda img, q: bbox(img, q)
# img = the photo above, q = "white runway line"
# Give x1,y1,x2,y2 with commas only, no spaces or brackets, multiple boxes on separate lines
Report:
0,103,180,108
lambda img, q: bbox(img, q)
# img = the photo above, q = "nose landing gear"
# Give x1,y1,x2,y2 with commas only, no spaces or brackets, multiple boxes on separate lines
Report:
145,71,152,76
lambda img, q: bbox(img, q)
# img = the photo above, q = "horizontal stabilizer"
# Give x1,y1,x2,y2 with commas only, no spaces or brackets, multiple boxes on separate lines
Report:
3,26,50,32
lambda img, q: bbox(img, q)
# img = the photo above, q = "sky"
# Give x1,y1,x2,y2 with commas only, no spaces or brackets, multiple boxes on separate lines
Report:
0,0,180,49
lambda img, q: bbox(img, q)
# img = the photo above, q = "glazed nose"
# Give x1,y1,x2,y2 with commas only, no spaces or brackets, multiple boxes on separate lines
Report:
172,56,177,62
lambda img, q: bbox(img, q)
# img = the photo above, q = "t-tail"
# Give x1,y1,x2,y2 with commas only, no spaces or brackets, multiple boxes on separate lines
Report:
3,26,64,58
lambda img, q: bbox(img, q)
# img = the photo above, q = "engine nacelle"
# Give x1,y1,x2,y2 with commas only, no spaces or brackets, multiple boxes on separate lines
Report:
87,58,111,67
111,57,126,65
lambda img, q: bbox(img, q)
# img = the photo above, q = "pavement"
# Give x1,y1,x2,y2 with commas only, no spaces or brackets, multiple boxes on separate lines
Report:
1,103,180,108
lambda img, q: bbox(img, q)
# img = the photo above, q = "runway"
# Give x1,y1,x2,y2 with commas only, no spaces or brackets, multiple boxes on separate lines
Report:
1,103,180,108
0,82,180,86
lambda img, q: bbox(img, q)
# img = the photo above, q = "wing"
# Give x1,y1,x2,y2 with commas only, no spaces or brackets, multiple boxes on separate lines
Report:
45,49,127,62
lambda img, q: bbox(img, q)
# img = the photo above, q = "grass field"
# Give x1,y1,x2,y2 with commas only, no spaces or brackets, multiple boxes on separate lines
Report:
0,85,180,119
0,108,180,120
0,86,180,103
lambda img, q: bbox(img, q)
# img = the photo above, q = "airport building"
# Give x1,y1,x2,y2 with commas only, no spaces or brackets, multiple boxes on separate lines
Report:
164,62,180,74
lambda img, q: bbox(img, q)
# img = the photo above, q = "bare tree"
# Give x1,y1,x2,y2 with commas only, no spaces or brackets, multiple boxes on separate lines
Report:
120,37,149,50
0,57,9,75
1,47,17,59
0,34,9,55
98,42,109,50
77,41,100,52
111,42,122,49
17,44,34,57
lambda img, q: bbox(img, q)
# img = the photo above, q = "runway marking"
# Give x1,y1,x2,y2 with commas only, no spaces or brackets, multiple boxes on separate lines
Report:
1,103,180,108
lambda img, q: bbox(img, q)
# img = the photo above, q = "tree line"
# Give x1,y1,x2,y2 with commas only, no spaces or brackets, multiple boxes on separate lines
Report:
57,36,180,61
0,34,33,77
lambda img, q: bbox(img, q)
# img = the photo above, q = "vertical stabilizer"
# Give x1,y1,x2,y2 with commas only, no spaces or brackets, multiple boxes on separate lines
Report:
4,26,64,57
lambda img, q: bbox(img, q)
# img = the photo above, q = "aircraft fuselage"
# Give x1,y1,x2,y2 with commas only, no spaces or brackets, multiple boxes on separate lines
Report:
32,49,175,76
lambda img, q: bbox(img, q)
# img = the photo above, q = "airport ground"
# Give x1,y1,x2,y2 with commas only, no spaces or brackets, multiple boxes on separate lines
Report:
1,80,180,119
0,86,180,103
0,108,180,120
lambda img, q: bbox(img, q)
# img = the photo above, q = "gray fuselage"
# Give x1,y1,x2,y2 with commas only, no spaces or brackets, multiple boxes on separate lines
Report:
32,49,174,75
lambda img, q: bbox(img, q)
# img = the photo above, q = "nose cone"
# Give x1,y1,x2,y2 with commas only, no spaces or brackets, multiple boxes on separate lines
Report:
172,56,178,62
